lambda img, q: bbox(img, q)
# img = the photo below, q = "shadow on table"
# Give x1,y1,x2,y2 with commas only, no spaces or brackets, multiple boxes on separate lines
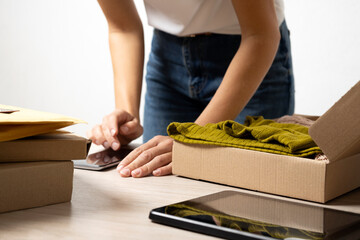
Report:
327,187,360,206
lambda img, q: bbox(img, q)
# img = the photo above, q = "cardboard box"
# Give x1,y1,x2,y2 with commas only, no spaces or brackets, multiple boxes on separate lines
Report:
0,161,73,213
0,131,91,162
173,81,360,203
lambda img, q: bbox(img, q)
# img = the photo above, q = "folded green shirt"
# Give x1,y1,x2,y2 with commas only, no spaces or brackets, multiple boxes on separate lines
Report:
167,116,322,158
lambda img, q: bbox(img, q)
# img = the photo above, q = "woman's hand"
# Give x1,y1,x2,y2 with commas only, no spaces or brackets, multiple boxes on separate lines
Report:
87,109,143,151
116,135,173,177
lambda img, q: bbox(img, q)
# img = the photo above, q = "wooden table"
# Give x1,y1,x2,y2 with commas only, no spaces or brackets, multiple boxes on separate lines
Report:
1,163,360,239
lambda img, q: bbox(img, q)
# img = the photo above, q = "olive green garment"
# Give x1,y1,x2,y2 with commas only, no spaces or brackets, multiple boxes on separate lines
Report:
167,116,322,158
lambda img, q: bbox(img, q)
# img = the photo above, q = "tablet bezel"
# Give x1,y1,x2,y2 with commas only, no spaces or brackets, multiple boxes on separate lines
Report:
149,190,360,240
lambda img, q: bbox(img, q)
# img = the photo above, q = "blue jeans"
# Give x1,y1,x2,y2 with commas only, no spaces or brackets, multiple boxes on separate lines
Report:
143,21,294,142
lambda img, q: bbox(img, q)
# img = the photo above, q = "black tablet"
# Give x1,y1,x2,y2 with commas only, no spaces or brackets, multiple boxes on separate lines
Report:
73,144,138,171
149,190,360,240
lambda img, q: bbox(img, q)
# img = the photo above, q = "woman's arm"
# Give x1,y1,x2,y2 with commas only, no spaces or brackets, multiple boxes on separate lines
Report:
98,0,144,118
87,0,144,150
117,0,281,178
196,0,280,125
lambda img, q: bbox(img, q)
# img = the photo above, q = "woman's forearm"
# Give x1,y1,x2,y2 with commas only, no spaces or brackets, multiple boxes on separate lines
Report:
109,30,144,119
98,0,144,120
195,32,280,125
195,0,280,126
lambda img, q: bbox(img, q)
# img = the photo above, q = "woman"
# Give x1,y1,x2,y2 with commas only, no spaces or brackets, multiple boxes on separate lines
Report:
87,0,294,178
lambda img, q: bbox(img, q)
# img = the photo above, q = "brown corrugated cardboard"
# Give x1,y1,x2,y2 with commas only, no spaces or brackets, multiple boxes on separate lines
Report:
0,161,73,213
172,81,360,203
0,131,91,162
309,81,360,162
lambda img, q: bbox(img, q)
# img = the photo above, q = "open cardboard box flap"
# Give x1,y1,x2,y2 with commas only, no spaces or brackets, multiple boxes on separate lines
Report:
309,81,360,162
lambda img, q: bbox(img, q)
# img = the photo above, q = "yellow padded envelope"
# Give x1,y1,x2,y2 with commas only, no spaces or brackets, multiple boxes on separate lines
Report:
0,104,86,142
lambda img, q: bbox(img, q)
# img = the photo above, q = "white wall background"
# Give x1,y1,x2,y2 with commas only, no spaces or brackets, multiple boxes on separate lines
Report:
0,0,359,139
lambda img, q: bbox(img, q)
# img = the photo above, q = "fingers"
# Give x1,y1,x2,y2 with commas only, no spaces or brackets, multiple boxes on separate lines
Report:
116,136,174,178
130,148,172,177
87,123,119,150
118,136,164,167
87,109,143,151
153,162,172,176
103,109,132,137
101,111,128,150
87,124,106,145
119,119,141,136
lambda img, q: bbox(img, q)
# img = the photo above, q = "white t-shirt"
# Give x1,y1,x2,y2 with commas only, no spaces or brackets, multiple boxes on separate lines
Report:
144,0,284,36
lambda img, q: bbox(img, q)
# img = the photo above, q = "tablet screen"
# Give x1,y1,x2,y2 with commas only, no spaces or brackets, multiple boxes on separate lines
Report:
149,191,360,240
73,144,137,171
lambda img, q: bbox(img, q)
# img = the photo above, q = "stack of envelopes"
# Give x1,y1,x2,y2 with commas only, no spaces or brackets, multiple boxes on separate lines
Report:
0,104,91,213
